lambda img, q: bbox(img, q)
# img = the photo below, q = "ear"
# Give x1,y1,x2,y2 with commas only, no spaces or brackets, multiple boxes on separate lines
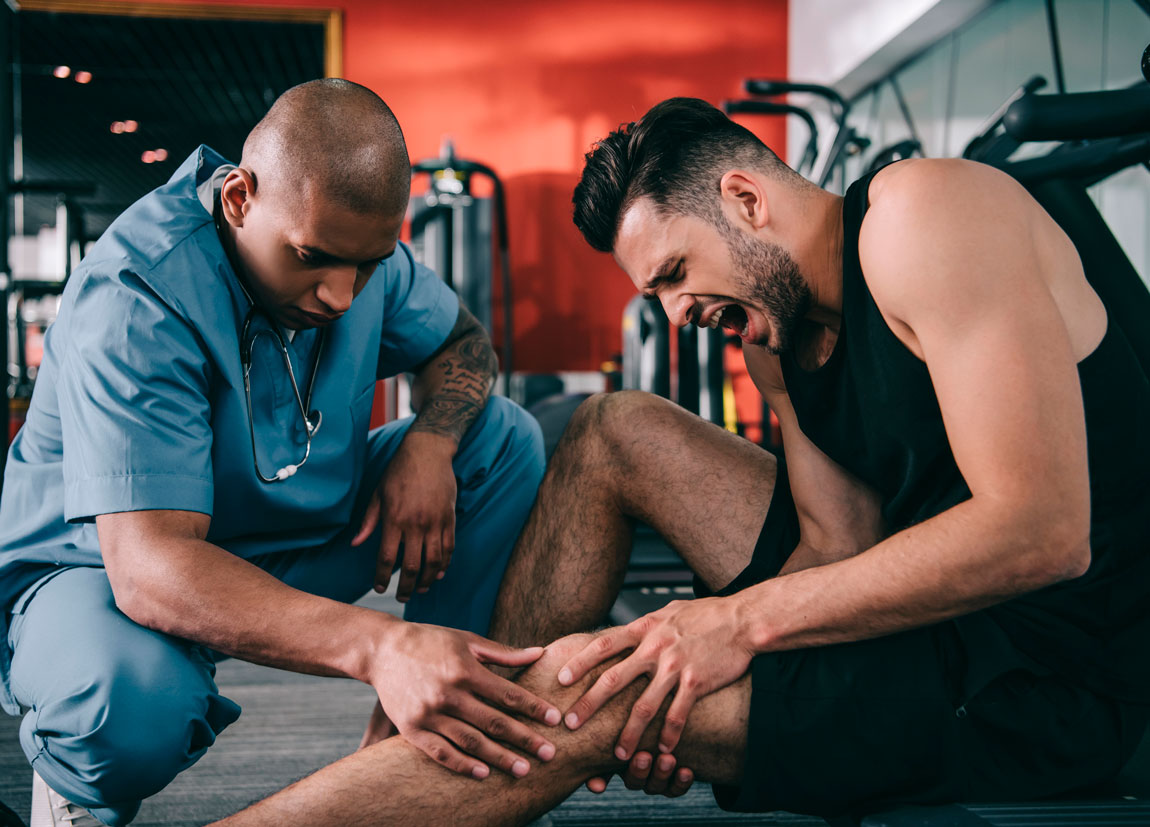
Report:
219,167,257,228
719,170,768,231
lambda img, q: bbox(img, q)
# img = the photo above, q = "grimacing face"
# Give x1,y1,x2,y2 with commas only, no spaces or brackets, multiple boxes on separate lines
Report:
613,198,811,355
229,174,403,331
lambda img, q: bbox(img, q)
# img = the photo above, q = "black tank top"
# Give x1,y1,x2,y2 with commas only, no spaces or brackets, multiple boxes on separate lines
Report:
781,169,1150,703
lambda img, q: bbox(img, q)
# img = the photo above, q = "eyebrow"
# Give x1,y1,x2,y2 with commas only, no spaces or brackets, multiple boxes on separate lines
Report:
298,244,396,266
642,255,679,296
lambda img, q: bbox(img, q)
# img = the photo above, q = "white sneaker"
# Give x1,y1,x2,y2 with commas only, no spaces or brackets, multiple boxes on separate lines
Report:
29,771,102,827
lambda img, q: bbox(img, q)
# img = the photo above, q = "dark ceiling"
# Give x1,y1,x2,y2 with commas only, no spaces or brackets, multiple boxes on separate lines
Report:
15,9,324,239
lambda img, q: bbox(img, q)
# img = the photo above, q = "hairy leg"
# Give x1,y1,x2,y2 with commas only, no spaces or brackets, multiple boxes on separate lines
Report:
490,391,778,647
211,633,750,827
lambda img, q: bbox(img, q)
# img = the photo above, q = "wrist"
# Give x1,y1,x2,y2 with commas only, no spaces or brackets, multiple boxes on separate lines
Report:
730,584,779,654
346,609,404,685
403,427,460,457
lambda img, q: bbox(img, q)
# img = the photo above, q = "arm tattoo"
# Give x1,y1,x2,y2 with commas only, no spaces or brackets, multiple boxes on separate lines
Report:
409,307,498,443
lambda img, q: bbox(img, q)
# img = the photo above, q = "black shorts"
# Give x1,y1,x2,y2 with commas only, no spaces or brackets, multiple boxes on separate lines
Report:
702,461,1148,817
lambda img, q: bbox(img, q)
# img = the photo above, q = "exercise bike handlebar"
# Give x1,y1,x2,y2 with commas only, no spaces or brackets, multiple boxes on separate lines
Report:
964,75,1047,156
743,79,848,113
723,99,818,134
1003,83,1150,142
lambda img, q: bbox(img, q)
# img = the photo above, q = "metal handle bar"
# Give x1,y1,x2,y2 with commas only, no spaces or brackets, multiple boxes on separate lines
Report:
743,79,847,113
1004,83,1150,142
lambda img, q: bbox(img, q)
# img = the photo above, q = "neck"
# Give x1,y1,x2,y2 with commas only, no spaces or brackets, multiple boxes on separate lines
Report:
791,187,845,332
213,199,257,307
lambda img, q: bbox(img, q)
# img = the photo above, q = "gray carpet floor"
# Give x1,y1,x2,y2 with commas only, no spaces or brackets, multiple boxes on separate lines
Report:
0,589,827,826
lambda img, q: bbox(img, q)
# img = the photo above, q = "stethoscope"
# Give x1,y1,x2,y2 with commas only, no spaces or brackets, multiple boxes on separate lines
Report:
215,194,326,483
240,309,326,483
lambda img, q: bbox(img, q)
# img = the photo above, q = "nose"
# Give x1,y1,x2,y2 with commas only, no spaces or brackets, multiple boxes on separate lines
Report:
662,290,696,328
315,266,356,314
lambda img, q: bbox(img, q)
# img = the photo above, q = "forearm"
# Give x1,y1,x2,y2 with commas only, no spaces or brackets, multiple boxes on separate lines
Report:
776,538,861,576
409,310,497,446
111,537,396,682
735,496,1088,653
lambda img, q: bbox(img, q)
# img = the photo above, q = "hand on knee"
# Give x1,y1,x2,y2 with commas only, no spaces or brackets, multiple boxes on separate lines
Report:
512,632,650,777
516,633,599,700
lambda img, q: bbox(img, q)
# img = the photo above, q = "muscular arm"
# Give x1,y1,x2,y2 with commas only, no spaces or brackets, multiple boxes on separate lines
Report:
355,302,499,599
99,508,562,779
408,302,498,446
97,509,393,679
734,159,1095,654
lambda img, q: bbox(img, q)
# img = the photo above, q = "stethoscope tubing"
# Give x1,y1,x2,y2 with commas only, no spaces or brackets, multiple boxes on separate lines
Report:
215,190,326,484
240,306,326,483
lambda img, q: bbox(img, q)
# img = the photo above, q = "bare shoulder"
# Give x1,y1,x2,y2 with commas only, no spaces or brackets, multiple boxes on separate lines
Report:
857,159,1050,317
860,159,1035,259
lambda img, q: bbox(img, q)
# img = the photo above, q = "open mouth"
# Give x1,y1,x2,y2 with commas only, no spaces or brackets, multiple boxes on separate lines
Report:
708,304,749,336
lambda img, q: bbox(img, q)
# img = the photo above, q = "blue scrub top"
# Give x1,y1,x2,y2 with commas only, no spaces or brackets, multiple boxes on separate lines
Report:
0,146,459,714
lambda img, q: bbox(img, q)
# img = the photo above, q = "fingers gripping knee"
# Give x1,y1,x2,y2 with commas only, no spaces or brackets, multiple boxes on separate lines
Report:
515,633,651,774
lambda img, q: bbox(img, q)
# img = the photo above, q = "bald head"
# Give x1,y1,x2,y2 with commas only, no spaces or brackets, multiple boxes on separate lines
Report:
242,79,411,219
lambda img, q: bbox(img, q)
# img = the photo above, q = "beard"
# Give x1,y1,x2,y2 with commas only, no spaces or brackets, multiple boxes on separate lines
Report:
720,221,812,355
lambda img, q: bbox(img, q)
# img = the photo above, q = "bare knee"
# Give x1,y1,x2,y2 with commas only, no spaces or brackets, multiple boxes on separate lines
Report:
515,633,637,775
516,630,750,784
559,391,672,459
518,633,599,703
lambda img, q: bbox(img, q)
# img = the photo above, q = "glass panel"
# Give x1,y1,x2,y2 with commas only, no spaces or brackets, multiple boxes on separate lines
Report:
950,0,1056,157
1104,0,1150,88
1093,1,1150,283
841,87,881,190
891,36,954,157
1053,0,1107,91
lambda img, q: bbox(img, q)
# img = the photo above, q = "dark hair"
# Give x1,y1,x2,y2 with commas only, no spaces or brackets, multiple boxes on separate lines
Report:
572,97,794,252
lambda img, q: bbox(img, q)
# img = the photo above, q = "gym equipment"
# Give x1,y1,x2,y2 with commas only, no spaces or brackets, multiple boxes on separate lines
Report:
409,139,513,395
864,138,923,174
739,78,872,191
723,98,821,179
4,186,90,458
1,4,11,495
621,296,671,399
621,295,727,426
962,76,1048,165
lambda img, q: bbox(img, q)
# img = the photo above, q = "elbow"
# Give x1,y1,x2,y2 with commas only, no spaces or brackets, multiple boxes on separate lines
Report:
1047,493,1092,582
105,561,171,633
108,575,159,629
1022,511,1092,587
988,487,1090,590
1050,536,1092,582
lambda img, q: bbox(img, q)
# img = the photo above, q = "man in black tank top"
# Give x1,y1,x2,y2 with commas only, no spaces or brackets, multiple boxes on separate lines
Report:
211,98,1148,825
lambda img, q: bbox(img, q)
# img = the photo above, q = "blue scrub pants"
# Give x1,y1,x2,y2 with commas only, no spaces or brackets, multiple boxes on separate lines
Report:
5,397,544,826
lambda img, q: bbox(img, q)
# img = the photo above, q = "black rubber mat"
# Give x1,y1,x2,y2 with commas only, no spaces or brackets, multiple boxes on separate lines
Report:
860,799,1150,826
0,799,25,827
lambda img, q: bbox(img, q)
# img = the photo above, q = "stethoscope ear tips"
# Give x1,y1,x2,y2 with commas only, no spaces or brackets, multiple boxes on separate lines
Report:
274,464,298,481
306,410,323,437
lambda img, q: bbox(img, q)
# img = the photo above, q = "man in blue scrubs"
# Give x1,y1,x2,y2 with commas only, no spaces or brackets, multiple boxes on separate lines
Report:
0,79,556,826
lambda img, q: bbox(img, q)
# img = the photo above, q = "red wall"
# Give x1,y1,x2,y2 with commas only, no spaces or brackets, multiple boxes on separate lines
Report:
110,0,788,373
